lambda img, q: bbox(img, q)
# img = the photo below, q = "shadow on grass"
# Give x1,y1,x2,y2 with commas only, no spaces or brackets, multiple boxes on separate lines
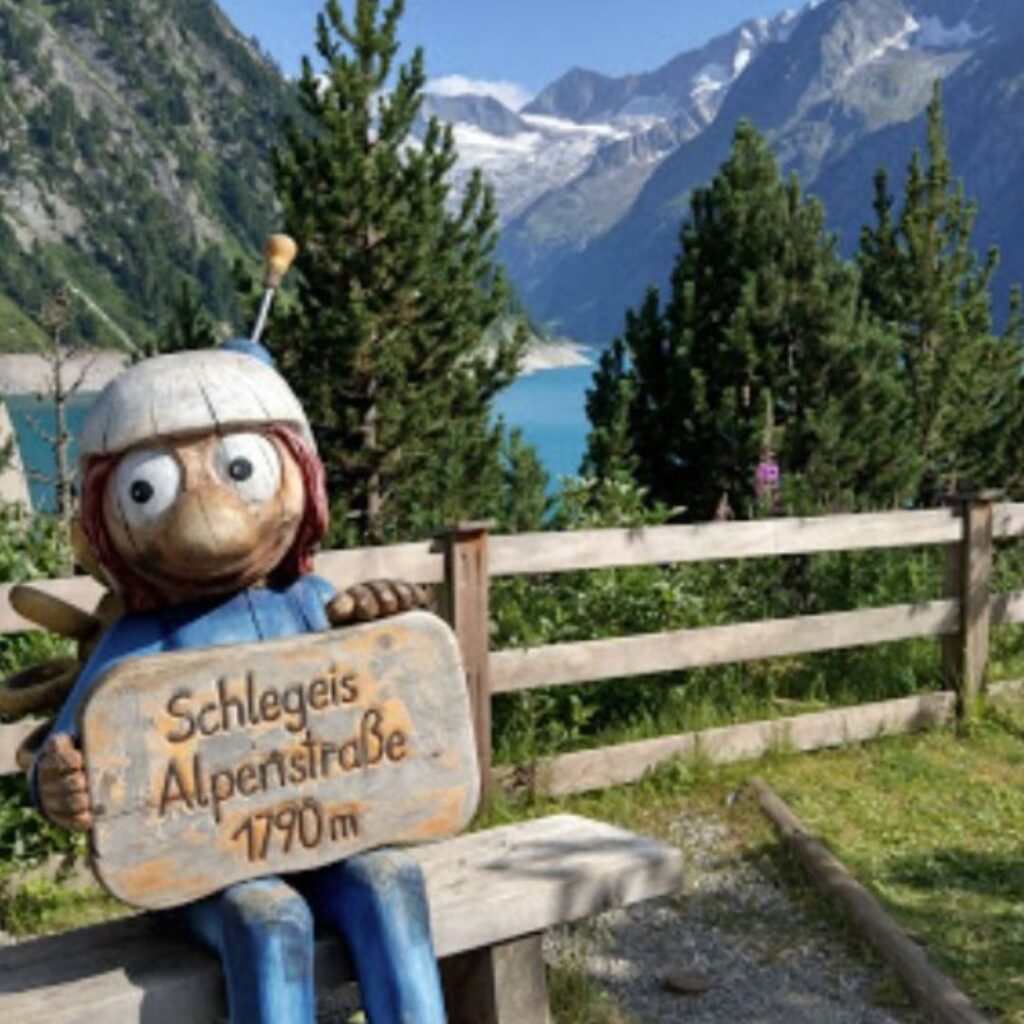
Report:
873,847,1024,1018
885,848,1024,899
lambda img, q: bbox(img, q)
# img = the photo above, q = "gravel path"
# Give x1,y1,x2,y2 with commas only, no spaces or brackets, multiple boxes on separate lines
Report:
548,811,918,1024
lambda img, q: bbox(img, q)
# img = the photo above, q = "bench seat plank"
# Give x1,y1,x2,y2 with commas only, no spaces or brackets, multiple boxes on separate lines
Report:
0,814,682,1023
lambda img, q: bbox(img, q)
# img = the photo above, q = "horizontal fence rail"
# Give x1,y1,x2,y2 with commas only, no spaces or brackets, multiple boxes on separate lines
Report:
2,500,1024,785
995,502,1024,539
488,508,967,577
992,589,1024,626
491,600,961,694
5,505,1024,636
494,692,961,798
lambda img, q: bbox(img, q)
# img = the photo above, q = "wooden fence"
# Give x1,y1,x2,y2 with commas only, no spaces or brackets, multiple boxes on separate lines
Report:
3,496,1024,797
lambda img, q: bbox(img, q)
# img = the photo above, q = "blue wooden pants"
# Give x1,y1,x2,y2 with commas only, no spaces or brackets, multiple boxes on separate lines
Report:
183,850,448,1024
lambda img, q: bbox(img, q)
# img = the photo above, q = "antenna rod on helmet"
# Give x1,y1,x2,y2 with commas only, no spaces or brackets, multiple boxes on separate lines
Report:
251,234,299,344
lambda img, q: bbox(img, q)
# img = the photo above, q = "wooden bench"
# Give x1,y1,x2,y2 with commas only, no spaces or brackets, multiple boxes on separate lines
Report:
0,813,683,1023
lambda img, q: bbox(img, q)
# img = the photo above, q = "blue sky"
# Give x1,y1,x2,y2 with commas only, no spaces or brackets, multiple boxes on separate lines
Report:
218,0,796,103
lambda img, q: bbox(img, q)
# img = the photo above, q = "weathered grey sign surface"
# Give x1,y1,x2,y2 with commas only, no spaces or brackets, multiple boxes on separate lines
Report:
80,611,479,910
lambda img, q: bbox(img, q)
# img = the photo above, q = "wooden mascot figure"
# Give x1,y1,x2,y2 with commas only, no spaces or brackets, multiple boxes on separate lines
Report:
28,237,452,1024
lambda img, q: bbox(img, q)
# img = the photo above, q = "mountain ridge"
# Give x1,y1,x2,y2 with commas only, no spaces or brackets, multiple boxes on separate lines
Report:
490,0,1024,343
523,10,801,126
423,11,801,297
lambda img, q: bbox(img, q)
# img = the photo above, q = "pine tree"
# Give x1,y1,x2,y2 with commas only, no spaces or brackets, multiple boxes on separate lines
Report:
272,0,524,542
500,428,550,532
152,280,218,354
962,286,1024,497
580,336,637,483
621,289,679,495
859,82,1020,501
586,122,912,520
858,168,901,320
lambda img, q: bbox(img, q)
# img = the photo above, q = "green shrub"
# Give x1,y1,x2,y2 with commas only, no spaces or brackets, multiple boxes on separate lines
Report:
491,478,955,764
0,506,74,866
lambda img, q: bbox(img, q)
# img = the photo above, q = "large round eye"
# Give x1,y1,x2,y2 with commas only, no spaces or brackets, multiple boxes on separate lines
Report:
215,433,281,504
113,448,181,528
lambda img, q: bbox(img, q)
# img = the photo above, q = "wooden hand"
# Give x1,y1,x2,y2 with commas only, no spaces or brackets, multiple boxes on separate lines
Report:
10,584,103,643
37,733,92,831
326,580,428,625
0,585,119,718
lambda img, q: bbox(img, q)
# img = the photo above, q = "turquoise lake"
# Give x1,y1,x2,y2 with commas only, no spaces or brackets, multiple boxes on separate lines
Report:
5,364,593,511
493,364,592,484
5,393,94,512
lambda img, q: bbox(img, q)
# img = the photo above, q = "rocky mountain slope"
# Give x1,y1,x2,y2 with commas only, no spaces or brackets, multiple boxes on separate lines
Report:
419,12,800,288
506,0,1024,343
423,0,1024,345
0,0,295,351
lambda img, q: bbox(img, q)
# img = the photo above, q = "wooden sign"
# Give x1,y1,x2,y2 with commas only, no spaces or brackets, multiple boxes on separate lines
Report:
79,611,479,910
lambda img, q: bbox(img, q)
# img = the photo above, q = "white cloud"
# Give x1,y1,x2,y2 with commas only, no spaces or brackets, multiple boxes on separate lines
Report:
915,15,983,50
426,75,533,112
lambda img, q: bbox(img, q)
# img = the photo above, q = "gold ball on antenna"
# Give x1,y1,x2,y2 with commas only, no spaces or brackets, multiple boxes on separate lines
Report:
264,234,299,288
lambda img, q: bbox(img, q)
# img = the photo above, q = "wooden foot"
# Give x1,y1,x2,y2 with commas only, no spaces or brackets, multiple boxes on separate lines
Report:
442,933,550,1024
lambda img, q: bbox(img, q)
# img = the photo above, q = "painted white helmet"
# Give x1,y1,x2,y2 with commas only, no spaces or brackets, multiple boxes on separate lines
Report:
79,343,313,463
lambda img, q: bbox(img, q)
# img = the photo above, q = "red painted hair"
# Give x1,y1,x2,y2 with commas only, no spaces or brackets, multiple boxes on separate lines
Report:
78,424,329,613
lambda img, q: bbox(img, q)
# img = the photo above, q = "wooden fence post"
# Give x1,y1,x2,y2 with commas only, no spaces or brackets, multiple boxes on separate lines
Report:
944,491,1000,718
440,521,493,804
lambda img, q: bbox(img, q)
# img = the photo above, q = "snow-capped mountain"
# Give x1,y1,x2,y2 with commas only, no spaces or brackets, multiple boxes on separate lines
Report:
496,0,1024,344
422,101,632,221
421,0,1024,345
523,10,802,128
420,10,801,223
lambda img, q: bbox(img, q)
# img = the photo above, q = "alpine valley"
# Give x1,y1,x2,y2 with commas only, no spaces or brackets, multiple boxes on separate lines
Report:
1,0,1023,351
436,0,1024,344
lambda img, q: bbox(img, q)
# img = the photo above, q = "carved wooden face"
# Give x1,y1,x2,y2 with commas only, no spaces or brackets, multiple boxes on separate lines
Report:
102,430,306,604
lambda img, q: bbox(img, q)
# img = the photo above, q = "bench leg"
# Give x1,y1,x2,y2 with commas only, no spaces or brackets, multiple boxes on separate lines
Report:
441,932,550,1024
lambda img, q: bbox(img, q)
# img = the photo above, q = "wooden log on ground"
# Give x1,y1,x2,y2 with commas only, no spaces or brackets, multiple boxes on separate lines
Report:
751,777,991,1024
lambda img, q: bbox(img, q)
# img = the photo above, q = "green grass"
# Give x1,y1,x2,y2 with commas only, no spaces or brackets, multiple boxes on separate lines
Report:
548,933,637,1024
0,292,48,352
754,701,1024,1024
0,874,127,936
